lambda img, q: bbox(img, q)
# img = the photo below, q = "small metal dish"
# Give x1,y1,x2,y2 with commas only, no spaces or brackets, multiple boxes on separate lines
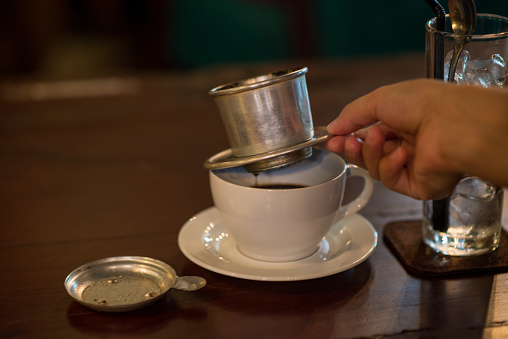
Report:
64,256,206,312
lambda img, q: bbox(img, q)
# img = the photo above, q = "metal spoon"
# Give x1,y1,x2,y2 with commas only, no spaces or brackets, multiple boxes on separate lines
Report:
447,0,477,82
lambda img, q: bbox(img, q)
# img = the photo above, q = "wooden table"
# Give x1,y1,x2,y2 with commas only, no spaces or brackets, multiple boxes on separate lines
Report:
2,54,508,338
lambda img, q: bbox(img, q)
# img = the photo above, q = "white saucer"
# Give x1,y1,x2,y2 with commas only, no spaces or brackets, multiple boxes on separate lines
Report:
178,207,378,281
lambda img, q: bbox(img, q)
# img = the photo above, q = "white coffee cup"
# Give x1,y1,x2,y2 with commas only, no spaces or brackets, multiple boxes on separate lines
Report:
209,148,374,262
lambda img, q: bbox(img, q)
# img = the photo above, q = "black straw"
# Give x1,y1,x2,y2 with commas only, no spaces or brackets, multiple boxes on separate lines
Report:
425,0,446,79
424,0,449,232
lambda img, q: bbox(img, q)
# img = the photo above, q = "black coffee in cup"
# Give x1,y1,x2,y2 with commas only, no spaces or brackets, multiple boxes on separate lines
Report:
254,184,307,189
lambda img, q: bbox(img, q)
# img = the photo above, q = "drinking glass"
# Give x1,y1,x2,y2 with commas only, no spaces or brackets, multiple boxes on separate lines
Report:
423,14,508,256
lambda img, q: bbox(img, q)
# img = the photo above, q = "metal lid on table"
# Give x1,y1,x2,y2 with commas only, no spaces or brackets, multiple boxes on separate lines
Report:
64,256,206,312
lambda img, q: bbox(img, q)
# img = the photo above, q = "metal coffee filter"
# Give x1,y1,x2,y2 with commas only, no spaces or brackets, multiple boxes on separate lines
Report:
206,67,331,172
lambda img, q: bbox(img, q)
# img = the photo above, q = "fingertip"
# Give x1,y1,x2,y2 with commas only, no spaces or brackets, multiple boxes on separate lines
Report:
376,147,411,196
344,134,366,168
379,146,408,184
327,118,339,134
345,134,363,155
325,135,346,153
381,147,409,178
389,146,407,164
365,124,384,144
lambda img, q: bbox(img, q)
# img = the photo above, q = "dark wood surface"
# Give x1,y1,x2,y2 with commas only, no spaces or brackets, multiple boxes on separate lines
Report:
2,54,508,338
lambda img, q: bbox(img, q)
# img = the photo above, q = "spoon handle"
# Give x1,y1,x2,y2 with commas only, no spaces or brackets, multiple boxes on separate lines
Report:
447,35,468,82
173,276,207,291
424,0,446,79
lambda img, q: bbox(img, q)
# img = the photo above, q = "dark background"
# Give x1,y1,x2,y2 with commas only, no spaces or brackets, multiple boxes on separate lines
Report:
2,0,508,77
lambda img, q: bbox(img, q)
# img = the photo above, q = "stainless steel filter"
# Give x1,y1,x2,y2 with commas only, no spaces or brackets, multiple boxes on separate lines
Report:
209,67,314,172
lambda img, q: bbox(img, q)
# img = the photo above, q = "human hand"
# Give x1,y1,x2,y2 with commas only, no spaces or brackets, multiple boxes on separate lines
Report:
326,79,508,200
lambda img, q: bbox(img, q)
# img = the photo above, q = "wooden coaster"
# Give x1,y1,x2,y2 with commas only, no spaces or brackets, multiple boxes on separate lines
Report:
383,220,508,277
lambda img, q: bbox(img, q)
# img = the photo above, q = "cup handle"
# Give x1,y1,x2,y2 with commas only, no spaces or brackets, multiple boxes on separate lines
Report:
338,164,374,217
